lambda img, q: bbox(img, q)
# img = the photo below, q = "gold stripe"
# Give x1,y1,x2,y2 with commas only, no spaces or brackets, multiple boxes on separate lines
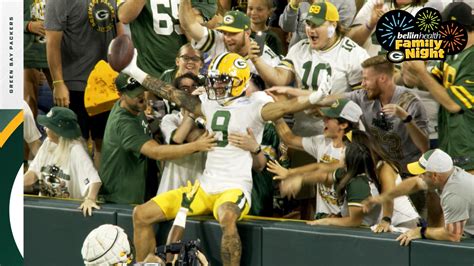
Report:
0,111,23,148
278,60,293,69
450,86,472,109
455,85,474,103
431,66,443,79
243,215,308,222
201,29,215,53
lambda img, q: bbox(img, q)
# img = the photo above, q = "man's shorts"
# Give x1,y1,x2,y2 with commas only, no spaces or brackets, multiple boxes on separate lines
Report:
152,187,250,221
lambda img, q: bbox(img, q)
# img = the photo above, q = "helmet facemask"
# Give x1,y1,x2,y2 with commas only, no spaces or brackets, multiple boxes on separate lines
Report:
205,70,246,105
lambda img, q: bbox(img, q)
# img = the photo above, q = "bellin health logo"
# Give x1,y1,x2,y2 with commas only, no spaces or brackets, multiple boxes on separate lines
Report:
375,7,468,63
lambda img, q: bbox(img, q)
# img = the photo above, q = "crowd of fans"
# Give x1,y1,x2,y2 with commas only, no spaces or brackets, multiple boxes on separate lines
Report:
23,0,474,264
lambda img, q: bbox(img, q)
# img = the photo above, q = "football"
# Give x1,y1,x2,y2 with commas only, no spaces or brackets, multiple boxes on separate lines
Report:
107,35,134,72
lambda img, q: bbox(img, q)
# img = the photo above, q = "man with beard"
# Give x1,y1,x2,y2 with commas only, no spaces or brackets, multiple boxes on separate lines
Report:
98,73,217,204
179,0,281,75
345,55,429,177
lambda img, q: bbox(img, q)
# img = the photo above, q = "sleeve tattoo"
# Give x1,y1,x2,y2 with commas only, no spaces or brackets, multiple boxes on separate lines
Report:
142,75,203,116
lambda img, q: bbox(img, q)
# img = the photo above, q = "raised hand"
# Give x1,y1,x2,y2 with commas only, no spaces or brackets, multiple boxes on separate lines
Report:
382,104,409,120
279,176,303,199
267,160,289,180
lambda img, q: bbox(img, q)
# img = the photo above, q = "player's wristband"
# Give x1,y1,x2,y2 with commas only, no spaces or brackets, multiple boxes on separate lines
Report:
173,207,189,229
309,90,324,104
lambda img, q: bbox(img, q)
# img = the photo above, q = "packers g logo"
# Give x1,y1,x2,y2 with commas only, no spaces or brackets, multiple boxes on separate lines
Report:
331,100,340,108
234,58,247,69
309,5,321,14
223,15,235,24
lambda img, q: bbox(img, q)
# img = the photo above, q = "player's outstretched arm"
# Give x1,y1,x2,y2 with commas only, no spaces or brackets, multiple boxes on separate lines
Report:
179,0,206,42
142,77,204,117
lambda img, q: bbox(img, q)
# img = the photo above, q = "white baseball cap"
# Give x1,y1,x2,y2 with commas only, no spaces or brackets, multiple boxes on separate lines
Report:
320,98,363,123
407,149,454,175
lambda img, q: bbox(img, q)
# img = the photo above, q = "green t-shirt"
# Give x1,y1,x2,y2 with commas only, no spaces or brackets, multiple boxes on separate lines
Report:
159,68,178,84
24,0,48,68
250,30,283,56
128,0,187,77
99,101,152,204
250,122,281,216
334,168,371,205
432,45,474,171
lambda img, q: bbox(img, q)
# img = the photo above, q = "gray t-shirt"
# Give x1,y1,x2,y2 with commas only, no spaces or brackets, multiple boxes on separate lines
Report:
441,167,474,236
346,86,429,175
45,0,118,91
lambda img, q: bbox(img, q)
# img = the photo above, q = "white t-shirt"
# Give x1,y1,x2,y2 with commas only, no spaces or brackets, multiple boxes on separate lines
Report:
199,91,273,205
302,135,345,215
193,28,281,74
376,161,420,225
157,112,207,195
29,138,101,199
23,101,41,144
278,37,369,136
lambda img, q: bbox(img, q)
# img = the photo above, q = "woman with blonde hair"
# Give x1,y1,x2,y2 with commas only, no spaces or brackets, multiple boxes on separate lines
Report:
24,107,102,216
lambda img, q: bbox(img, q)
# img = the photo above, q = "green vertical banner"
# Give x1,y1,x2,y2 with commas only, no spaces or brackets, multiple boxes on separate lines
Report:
0,111,24,265
1,0,24,265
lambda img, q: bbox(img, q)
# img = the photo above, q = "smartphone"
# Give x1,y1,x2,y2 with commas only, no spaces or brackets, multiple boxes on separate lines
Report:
254,31,267,57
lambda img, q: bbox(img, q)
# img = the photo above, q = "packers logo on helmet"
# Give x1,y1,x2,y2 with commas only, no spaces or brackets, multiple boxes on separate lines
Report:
206,52,250,105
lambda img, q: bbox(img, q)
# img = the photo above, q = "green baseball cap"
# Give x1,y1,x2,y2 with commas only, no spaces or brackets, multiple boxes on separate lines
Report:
320,98,362,123
37,107,82,139
115,73,146,98
305,1,340,26
192,0,217,21
215,10,250,33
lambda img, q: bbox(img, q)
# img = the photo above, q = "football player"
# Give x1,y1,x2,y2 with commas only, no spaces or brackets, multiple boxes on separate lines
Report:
119,50,330,264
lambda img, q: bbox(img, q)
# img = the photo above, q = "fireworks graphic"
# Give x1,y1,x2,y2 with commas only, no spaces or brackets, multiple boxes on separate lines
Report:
415,7,441,33
376,10,416,51
439,21,468,55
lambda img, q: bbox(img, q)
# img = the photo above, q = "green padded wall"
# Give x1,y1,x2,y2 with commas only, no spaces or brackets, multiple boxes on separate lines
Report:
262,222,409,266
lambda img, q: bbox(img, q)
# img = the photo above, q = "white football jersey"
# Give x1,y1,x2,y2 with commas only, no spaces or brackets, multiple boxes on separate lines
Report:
278,36,368,136
353,0,425,56
278,36,369,94
157,112,207,195
193,28,281,74
198,91,273,205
